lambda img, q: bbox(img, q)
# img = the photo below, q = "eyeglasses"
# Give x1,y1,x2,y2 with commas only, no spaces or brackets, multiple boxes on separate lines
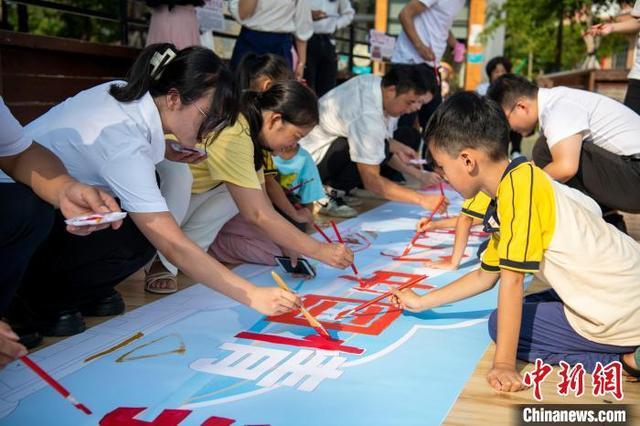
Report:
193,103,209,119
505,102,518,121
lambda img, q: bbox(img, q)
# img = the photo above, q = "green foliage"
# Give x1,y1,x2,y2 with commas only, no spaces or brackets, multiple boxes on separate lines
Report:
482,0,630,74
6,1,124,43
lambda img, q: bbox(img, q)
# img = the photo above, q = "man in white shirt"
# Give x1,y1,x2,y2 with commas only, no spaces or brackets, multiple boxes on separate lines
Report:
299,65,445,216
392,0,465,132
487,74,640,231
0,97,122,362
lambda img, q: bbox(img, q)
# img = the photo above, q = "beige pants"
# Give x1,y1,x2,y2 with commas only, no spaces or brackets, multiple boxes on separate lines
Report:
159,183,238,274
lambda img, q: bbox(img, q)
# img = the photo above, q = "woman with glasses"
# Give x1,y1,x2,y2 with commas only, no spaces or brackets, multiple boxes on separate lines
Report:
7,44,302,337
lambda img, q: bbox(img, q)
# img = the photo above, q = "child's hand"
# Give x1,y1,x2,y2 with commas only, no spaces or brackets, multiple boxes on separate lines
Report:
391,289,425,312
416,217,444,232
419,194,449,214
418,171,442,189
422,259,459,270
486,363,528,393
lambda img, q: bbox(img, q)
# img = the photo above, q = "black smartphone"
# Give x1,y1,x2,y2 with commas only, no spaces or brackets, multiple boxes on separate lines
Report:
274,256,316,278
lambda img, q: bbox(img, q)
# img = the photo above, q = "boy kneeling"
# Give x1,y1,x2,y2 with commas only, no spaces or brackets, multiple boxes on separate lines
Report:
394,92,640,391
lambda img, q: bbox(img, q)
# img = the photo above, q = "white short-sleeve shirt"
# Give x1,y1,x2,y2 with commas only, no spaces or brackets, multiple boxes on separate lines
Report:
299,74,392,165
229,0,313,41
537,87,640,156
0,97,32,157
309,0,354,34
391,0,465,66
0,82,168,213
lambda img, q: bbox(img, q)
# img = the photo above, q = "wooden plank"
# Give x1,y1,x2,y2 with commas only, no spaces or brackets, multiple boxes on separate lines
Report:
0,45,133,76
0,29,139,59
3,74,114,103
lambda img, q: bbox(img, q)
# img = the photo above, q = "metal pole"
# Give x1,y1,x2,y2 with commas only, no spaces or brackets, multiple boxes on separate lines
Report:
120,0,128,45
17,3,27,32
348,24,355,74
1,0,9,30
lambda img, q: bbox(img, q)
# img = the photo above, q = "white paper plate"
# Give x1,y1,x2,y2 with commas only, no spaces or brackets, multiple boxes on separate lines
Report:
64,212,128,227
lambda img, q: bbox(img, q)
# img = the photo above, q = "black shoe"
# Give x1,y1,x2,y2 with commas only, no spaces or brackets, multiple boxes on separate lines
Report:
78,291,125,317
603,212,628,234
12,326,43,350
37,309,86,337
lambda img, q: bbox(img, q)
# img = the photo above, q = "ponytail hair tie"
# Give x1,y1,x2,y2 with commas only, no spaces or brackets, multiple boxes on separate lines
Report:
150,46,178,80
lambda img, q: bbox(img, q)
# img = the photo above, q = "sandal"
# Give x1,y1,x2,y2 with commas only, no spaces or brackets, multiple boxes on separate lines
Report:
620,348,640,380
144,270,178,294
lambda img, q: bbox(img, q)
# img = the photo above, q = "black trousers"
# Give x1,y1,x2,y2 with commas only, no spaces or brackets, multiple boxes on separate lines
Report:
304,34,338,98
624,78,640,116
317,138,392,192
532,138,640,213
18,205,156,313
509,130,523,155
0,183,54,316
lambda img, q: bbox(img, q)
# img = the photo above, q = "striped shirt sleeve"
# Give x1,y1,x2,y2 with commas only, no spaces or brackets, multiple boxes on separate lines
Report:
496,164,544,273
461,191,492,220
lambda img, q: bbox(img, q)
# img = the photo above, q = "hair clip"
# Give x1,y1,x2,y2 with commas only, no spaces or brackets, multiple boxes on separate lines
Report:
150,47,177,80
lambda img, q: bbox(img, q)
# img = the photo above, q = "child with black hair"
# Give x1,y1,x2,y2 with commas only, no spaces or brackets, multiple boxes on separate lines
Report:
394,91,640,391
208,53,325,265
0,44,302,336
177,79,353,272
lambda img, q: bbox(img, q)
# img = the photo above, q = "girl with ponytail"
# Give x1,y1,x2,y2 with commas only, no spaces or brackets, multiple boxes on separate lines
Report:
207,54,329,265
13,44,300,336
162,78,354,274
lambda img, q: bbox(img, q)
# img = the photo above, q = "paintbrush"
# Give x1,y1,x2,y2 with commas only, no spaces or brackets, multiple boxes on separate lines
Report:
401,195,446,257
329,220,361,280
313,222,333,243
21,355,92,415
439,181,449,218
285,177,315,194
336,275,426,319
271,271,331,338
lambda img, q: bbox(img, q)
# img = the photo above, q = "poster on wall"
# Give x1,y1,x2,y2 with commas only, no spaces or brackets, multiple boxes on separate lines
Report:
196,0,225,33
369,30,396,62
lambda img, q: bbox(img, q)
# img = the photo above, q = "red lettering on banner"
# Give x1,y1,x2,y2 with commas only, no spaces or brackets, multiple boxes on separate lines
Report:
267,294,400,336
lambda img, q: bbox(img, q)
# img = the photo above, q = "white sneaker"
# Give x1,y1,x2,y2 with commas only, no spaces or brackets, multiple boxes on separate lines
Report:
317,197,358,218
343,195,363,207
326,187,363,207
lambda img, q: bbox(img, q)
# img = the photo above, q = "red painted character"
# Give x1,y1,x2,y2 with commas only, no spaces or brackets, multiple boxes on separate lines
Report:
591,361,624,400
522,358,553,401
100,407,238,426
556,361,585,398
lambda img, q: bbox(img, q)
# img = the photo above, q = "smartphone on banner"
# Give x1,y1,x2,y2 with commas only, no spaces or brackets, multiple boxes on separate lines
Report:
274,256,316,278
